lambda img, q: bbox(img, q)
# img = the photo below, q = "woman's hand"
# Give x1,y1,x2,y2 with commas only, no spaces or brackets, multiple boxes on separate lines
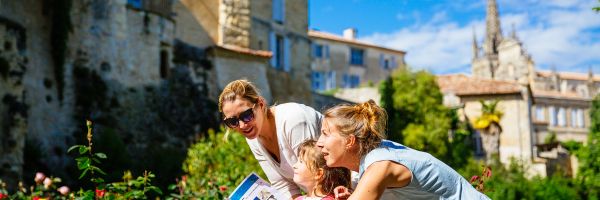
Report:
333,186,352,199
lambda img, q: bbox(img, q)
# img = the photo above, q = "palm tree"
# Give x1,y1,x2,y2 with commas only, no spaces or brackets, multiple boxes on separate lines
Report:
473,100,503,163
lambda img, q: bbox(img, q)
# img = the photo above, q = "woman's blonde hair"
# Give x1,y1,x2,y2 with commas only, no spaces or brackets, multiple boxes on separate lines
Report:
323,99,387,158
298,139,351,195
218,79,270,118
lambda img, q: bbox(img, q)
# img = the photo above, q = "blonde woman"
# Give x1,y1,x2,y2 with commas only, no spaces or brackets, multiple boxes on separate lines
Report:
316,100,490,200
219,79,322,199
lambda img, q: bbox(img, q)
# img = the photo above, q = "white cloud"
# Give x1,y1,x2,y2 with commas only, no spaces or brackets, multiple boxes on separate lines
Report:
361,1,600,74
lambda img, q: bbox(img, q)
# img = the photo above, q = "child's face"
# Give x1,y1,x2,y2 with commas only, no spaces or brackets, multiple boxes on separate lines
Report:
292,158,317,190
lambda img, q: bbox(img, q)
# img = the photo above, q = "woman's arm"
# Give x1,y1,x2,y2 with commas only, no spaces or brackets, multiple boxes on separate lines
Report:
348,161,412,200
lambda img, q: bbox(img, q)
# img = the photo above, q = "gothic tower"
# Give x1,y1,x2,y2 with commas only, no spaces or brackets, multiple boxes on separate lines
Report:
484,0,502,56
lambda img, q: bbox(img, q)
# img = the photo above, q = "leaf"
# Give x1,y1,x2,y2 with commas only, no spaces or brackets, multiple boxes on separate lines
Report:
68,145,81,153
79,146,89,154
93,166,107,175
168,184,177,190
148,186,163,195
95,153,107,159
79,168,89,179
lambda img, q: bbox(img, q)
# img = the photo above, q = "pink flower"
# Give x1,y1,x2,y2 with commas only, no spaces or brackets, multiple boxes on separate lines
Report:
470,175,479,183
34,172,46,184
0,193,7,199
43,177,52,189
219,185,228,192
57,186,70,195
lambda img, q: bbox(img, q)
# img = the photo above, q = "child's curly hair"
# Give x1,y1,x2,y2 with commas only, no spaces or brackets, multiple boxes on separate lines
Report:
298,139,352,195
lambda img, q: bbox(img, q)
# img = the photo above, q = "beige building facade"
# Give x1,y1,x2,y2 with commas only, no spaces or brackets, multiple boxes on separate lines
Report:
442,0,600,177
175,0,313,105
308,29,406,91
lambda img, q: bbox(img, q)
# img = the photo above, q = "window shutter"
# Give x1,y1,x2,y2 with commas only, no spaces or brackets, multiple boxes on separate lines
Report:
379,54,385,69
391,56,397,69
281,0,286,23
284,37,291,72
269,32,276,68
325,45,330,59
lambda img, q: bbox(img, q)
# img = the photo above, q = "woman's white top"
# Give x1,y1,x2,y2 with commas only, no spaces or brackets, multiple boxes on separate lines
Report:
246,103,323,199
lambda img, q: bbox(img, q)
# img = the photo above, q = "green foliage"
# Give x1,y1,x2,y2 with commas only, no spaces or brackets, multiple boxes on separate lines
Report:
378,69,459,161
575,94,600,199
182,127,265,198
544,132,557,144
594,0,600,12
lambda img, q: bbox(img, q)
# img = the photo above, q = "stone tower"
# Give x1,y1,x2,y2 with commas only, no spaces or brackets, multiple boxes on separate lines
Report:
484,0,502,56
472,0,534,82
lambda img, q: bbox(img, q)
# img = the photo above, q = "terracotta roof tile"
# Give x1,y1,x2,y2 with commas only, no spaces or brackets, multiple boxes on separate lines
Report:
308,30,406,54
436,74,522,96
213,44,272,58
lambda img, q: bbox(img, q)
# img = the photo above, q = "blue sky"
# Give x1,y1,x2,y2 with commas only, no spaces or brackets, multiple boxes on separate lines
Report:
309,0,600,75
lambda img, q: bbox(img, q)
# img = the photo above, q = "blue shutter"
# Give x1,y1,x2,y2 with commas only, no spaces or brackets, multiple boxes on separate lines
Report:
283,37,291,72
281,0,286,23
379,54,385,69
312,43,317,57
272,0,280,21
269,32,276,68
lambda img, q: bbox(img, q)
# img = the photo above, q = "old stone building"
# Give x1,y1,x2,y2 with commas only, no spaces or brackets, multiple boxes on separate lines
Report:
308,29,406,92
174,0,313,105
1,0,315,188
440,0,600,177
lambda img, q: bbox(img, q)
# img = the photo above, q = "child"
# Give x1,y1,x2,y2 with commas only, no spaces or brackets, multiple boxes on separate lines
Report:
293,139,352,200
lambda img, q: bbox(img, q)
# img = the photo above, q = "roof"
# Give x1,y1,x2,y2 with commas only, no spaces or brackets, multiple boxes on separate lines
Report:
210,44,272,58
536,70,600,82
436,74,522,96
308,30,406,54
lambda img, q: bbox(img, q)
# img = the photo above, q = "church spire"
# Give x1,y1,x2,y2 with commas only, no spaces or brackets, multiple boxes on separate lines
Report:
484,0,503,56
473,27,479,59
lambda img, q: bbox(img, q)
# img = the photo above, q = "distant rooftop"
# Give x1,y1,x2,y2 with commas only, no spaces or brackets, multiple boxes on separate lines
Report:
308,30,406,54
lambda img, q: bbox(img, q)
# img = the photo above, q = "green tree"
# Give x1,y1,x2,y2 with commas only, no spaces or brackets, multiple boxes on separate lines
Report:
577,94,600,199
594,0,600,12
473,100,503,163
379,69,455,161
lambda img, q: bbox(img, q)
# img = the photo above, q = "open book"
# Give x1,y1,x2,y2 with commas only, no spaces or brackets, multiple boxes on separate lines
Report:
228,173,285,200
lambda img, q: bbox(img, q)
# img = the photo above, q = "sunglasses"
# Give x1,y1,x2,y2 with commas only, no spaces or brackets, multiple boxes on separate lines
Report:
223,104,256,128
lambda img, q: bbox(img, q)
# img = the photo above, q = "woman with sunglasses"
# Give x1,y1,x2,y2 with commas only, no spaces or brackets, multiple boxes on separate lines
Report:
219,79,323,200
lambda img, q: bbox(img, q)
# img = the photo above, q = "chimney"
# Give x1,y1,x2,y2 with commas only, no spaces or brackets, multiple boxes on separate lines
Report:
343,28,357,40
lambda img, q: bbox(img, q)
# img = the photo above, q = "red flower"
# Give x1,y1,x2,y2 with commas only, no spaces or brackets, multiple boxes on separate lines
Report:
96,189,106,198
32,197,39,200
0,193,7,199
485,167,492,178
469,175,479,183
219,185,228,192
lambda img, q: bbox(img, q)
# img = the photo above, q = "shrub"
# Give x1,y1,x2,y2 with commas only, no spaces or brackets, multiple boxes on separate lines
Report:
181,127,266,199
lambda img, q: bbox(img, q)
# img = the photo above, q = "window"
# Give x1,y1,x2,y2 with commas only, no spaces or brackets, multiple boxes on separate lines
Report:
312,71,324,91
350,75,360,87
128,0,142,9
313,44,323,58
558,107,566,127
270,33,287,71
549,106,556,126
342,74,360,88
571,109,577,127
473,131,484,156
535,106,545,121
350,48,364,66
577,109,585,128
326,71,336,90
342,74,350,88
272,0,284,23
160,50,169,79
